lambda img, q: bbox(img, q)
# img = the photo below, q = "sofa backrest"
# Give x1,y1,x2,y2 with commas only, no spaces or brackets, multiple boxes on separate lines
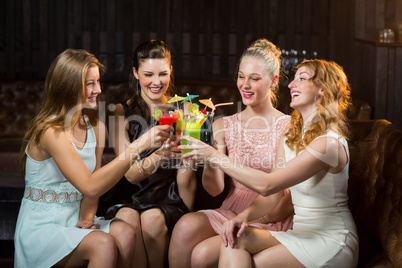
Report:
0,78,372,141
348,119,402,267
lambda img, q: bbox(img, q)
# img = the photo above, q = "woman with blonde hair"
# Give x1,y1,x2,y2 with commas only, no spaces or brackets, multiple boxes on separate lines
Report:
14,48,171,267
178,59,359,267
169,38,294,267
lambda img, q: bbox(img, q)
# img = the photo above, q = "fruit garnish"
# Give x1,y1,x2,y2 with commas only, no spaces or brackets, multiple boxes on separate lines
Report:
201,108,206,114
154,109,163,121
188,103,199,115
173,109,184,119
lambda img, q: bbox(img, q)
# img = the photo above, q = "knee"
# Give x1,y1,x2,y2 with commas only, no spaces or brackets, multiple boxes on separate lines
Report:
93,233,118,260
110,221,136,247
191,243,215,267
230,228,251,250
171,213,201,242
116,208,141,231
141,209,167,238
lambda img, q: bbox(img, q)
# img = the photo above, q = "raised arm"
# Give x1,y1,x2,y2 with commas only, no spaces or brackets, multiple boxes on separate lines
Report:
43,120,171,199
179,135,346,197
201,118,227,197
110,102,172,184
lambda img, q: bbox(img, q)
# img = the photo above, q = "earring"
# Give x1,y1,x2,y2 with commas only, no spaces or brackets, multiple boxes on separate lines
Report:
314,95,317,104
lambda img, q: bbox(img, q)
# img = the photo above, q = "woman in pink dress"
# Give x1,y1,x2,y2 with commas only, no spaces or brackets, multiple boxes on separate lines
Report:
168,38,294,268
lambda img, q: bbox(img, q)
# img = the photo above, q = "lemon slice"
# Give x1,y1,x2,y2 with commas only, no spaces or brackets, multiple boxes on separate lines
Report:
188,103,199,115
154,109,163,121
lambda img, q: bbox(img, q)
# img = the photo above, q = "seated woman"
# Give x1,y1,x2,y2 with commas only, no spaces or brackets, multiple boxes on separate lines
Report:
14,48,172,268
100,40,196,268
168,38,294,268
178,59,359,267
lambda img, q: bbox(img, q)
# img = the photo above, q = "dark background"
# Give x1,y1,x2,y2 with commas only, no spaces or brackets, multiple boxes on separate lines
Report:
1,0,402,128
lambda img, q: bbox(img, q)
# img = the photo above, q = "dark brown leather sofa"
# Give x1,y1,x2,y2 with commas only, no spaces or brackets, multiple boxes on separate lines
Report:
2,79,401,268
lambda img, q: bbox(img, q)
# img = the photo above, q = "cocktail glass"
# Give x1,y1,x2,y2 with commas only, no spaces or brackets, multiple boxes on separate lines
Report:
196,111,215,166
200,111,214,146
158,110,180,126
174,115,199,170
155,110,180,155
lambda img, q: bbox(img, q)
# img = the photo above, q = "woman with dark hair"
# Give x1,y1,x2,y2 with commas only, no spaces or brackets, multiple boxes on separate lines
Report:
101,40,195,268
178,59,358,267
14,48,171,267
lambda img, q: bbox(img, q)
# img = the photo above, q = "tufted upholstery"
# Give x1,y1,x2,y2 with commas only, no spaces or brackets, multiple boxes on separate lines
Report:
348,120,402,267
0,78,372,141
0,80,45,140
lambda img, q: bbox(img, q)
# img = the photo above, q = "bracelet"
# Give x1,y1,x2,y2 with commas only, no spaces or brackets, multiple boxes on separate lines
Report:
258,214,276,224
136,159,154,177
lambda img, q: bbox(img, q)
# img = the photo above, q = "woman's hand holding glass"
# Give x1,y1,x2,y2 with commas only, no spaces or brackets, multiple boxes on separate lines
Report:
134,124,173,152
175,135,217,164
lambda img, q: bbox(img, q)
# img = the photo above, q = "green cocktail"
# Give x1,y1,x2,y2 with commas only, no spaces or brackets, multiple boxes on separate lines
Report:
180,115,198,154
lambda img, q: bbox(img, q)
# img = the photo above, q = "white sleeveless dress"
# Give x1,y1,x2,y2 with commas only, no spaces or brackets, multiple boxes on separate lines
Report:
272,131,359,268
14,118,116,268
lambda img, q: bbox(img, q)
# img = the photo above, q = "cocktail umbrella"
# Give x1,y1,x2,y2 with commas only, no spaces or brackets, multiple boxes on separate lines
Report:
181,93,199,103
199,98,216,110
168,94,186,109
168,94,186,103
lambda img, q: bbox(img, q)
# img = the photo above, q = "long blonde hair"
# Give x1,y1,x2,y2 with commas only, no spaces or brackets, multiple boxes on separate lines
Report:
237,38,282,106
21,49,105,172
285,60,351,153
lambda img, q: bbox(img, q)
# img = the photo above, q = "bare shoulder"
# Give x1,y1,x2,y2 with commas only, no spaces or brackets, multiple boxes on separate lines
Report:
42,126,68,142
113,103,125,116
40,127,71,155
306,136,346,168
28,127,65,160
308,136,340,153
212,117,225,130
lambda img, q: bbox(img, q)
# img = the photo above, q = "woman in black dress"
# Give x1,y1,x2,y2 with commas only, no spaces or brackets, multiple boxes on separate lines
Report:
100,40,196,268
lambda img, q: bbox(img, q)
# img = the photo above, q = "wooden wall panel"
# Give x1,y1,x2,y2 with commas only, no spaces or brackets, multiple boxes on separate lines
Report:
1,0,354,81
351,0,402,129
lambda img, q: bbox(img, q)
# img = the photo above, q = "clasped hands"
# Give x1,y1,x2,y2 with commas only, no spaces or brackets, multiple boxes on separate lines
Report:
76,220,96,229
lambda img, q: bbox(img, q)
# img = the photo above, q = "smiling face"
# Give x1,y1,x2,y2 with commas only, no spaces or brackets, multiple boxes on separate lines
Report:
84,66,101,109
236,57,276,107
288,66,323,115
133,58,171,102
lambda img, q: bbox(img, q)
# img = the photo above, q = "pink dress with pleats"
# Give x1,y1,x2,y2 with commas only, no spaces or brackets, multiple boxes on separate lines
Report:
200,114,294,234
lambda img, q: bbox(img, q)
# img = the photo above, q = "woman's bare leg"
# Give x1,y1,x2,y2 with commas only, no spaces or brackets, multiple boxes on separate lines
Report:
191,235,222,268
218,227,303,268
168,212,216,268
108,220,136,268
141,208,169,268
55,231,117,268
115,207,147,268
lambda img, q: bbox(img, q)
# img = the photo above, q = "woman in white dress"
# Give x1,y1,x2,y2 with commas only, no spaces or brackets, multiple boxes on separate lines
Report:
14,49,172,268
177,59,359,267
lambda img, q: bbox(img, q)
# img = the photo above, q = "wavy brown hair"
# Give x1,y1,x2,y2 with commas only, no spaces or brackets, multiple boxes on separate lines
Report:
285,60,351,154
20,49,105,173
